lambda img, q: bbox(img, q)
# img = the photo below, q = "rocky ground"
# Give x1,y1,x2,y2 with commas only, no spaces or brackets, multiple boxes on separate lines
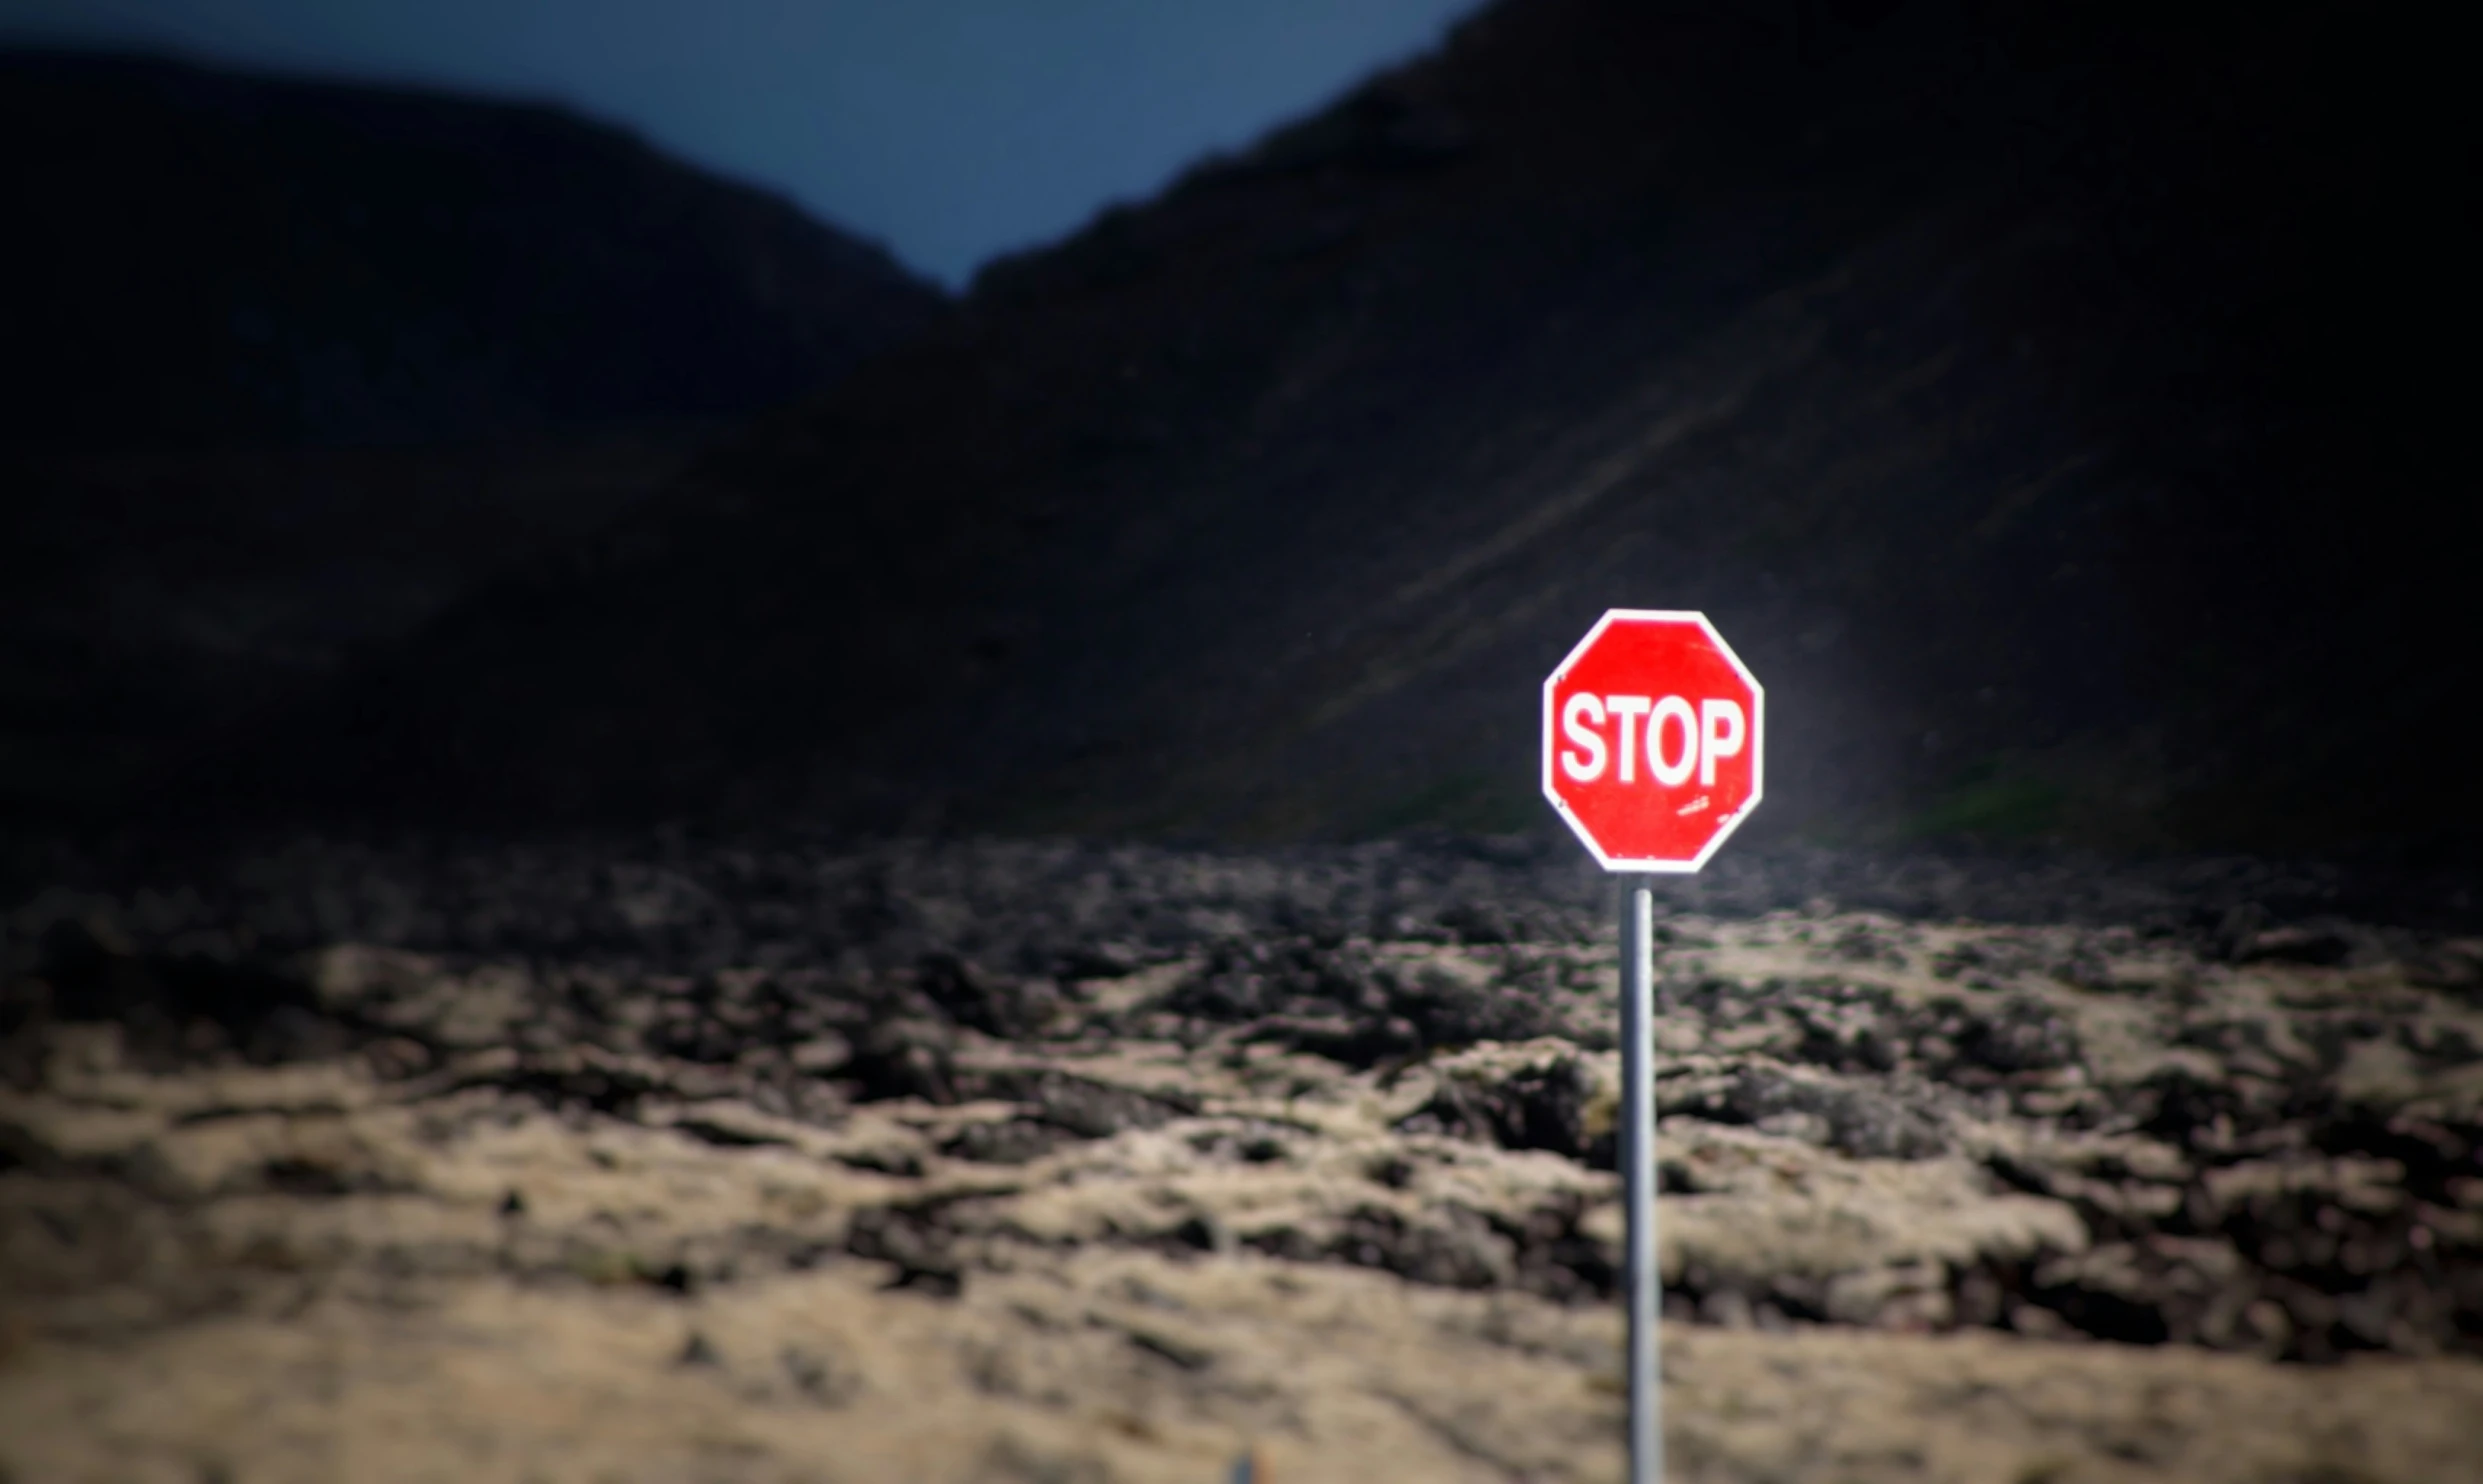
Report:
3,834,2480,1482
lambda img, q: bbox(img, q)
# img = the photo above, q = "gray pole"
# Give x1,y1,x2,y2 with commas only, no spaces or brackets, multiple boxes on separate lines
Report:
1619,877,1662,1484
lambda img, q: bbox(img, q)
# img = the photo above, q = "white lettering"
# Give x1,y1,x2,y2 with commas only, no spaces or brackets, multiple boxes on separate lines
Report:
1647,695,1697,787
1560,692,1608,782
1699,698,1747,787
1604,695,1651,783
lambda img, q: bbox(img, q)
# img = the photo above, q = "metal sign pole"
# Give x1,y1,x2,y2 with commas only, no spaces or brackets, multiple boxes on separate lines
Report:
1544,609,1760,1483
1619,876,1662,1484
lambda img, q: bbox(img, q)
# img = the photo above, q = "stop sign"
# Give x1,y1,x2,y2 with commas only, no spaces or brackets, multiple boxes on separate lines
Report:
1542,609,1764,871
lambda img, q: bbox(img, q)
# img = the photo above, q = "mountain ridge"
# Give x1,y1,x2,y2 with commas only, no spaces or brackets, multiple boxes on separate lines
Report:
0,46,949,451
181,0,2476,859
0,47,954,824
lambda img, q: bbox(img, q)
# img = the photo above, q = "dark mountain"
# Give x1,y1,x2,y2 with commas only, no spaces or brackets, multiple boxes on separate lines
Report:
209,1,2473,858
0,50,951,825
0,48,946,451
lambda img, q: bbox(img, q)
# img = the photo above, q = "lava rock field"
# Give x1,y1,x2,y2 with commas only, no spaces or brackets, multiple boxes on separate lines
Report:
2,835,2479,1481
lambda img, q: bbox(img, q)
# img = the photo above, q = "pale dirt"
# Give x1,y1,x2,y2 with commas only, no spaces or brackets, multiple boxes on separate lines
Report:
4,842,2479,1481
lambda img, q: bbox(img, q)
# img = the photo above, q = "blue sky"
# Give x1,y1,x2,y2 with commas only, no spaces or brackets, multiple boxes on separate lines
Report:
0,0,1485,287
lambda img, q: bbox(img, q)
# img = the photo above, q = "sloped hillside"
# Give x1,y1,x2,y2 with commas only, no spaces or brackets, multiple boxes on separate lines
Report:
0,51,951,825
0,49,946,451
232,0,2469,856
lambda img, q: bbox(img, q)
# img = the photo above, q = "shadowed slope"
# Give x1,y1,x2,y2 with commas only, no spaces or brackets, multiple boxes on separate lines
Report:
0,51,954,825
232,0,2470,856
0,48,947,451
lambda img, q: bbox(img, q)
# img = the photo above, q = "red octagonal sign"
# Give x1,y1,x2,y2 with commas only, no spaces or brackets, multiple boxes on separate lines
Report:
1542,610,1765,872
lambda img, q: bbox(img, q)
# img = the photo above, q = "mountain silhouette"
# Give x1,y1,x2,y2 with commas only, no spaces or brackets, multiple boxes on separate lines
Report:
1,48,945,451
164,1,2478,858
1,49,949,825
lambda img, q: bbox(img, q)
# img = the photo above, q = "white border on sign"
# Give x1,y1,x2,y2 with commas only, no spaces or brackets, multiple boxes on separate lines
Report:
1540,608,1766,874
